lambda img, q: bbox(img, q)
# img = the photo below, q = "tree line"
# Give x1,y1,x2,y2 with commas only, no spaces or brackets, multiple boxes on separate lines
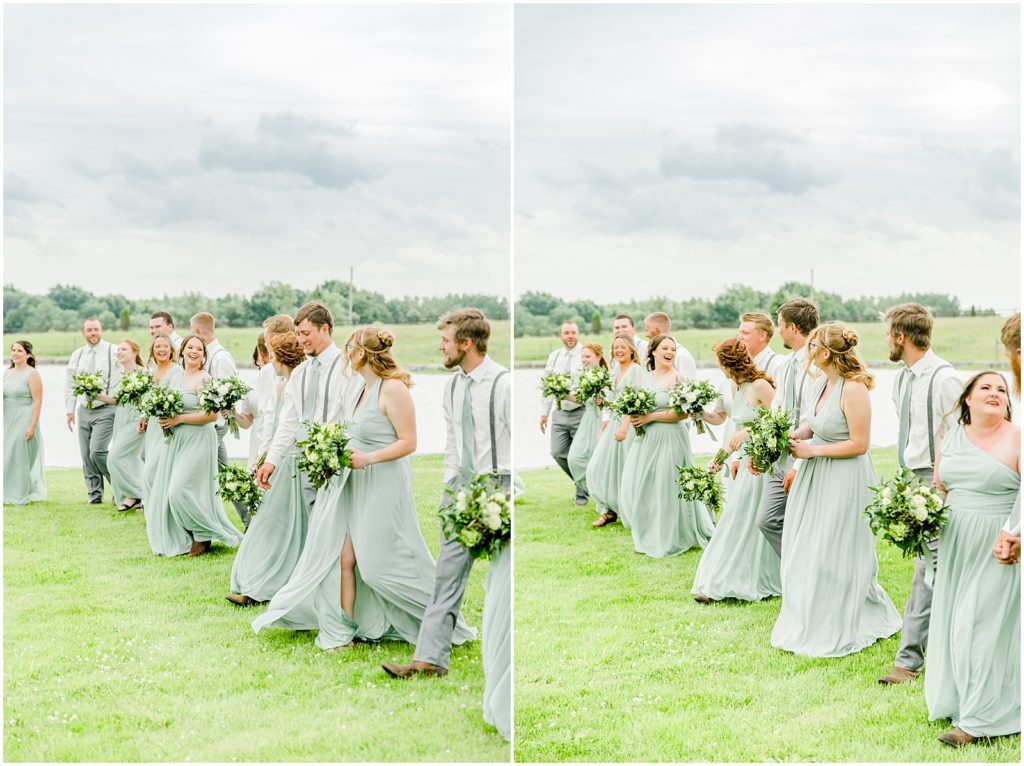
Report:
3,281,509,333
515,282,992,337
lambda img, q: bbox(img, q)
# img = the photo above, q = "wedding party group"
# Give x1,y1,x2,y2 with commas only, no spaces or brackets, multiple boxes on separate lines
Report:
538,302,1021,748
3,303,511,742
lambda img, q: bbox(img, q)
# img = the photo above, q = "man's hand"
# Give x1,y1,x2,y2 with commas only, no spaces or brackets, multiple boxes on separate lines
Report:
782,468,797,494
730,461,740,480
66,412,76,431
255,462,276,490
746,456,760,476
539,415,548,434
993,530,1021,565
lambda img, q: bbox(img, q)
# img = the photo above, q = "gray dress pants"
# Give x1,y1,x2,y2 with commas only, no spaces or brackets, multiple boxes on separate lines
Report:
78,405,116,502
894,466,938,671
756,454,793,559
551,406,586,500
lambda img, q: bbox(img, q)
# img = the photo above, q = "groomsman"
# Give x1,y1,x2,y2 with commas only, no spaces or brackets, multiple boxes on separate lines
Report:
643,312,697,378
612,314,647,368
65,317,121,504
994,312,1020,565
255,302,351,512
383,308,510,679
149,311,183,355
751,299,820,556
539,321,587,506
879,303,962,685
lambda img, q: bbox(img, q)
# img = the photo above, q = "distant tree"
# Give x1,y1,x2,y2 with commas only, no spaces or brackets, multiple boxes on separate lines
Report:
119,307,131,331
591,312,601,334
48,284,92,312
519,291,563,318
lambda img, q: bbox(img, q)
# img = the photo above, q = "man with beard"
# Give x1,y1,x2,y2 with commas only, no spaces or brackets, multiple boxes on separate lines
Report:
993,312,1020,565
383,307,510,678
539,320,587,506
879,303,963,686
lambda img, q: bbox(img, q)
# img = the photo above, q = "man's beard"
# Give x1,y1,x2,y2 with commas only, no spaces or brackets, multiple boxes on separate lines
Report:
443,347,466,370
888,341,904,364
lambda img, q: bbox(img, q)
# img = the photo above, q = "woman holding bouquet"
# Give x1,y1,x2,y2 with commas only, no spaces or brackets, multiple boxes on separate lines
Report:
4,341,46,505
141,334,183,498
925,372,1020,747
770,323,900,657
566,343,608,497
145,335,242,557
618,335,719,557
227,332,309,606
99,339,147,511
588,334,643,527
692,339,779,600
254,327,473,651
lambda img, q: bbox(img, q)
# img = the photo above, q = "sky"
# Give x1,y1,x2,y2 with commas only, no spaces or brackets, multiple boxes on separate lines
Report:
515,4,1021,311
4,4,511,299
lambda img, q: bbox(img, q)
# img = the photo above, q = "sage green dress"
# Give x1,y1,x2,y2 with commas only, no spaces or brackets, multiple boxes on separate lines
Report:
620,370,715,557
482,542,511,741
142,365,183,500
3,368,46,505
692,383,780,599
770,377,901,657
586,364,643,521
925,424,1020,737
108,399,146,506
567,399,603,494
229,400,309,602
253,377,475,651
144,381,242,556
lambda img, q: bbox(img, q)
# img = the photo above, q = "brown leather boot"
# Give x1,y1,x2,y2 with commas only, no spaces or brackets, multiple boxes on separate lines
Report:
878,666,920,685
188,540,211,557
381,660,448,679
937,728,977,748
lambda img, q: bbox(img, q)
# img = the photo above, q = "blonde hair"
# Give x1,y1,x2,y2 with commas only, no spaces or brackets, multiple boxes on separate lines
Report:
148,333,178,366
263,314,295,335
740,312,774,341
644,312,671,332
611,332,639,364
1001,312,1021,352
809,322,874,390
346,326,413,387
190,312,215,335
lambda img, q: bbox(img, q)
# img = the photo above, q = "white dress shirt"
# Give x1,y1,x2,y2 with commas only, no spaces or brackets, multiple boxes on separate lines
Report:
541,344,583,416
203,339,237,379
443,356,511,484
266,343,354,467
892,350,962,471
65,340,121,412
772,345,820,426
235,363,281,468
674,343,698,380
753,345,787,383
169,331,184,356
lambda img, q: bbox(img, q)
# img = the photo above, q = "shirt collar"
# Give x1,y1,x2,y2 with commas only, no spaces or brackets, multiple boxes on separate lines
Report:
313,342,340,366
464,355,494,383
907,349,938,377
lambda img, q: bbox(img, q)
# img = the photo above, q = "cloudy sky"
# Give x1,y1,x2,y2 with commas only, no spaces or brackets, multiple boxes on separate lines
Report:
515,4,1020,311
4,5,510,299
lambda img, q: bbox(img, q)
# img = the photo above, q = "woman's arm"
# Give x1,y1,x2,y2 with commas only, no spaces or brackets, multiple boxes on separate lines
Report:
26,370,43,439
792,381,870,459
630,409,685,427
349,380,417,468
161,410,218,428
93,393,117,405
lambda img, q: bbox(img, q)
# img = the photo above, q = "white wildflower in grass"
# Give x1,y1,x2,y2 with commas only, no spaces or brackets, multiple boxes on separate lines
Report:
540,372,573,411
438,473,510,559
198,376,252,437
114,370,154,409
741,407,793,473
676,448,731,517
865,468,950,559
217,463,264,517
574,367,612,407
137,387,185,438
71,371,106,409
668,379,720,436
609,386,658,437
295,421,352,489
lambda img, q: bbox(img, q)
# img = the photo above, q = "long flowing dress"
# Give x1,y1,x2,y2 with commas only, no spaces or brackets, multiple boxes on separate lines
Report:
586,364,643,522
567,399,602,495
3,368,46,505
770,377,901,657
254,377,475,651
107,398,146,506
620,370,715,557
482,542,511,741
229,400,310,602
142,365,183,499
925,424,1020,737
144,380,243,556
692,383,781,599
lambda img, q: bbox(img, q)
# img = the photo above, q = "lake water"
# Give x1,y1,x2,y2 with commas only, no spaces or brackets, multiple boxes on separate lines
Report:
28,365,452,467
515,368,986,471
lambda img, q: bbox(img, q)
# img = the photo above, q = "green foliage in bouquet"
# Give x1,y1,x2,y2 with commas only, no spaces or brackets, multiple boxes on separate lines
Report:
218,463,264,518
138,387,185,438
438,473,511,560
741,407,793,473
865,468,950,559
540,372,573,411
677,448,730,517
114,370,153,409
609,385,657,436
295,421,352,489
574,366,612,407
72,371,105,409
668,379,720,436
198,376,253,436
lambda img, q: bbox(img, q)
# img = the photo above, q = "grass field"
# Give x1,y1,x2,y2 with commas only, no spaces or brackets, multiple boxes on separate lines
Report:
3,457,509,762
3,321,512,371
515,315,1012,369
513,447,1021,763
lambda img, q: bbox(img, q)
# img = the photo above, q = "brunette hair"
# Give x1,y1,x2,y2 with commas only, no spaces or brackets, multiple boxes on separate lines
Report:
777,299,820,337
252,335,269,366
10,340,36,368
294,301,333,333
957,371,1013,425
346,326,413,387
582,342,608,370
179,334,208,367
884,303,933,351
120,338,144,368
437,308,490,354
809,322,874,390
150,311,174,328
714,338,774,387
268,332,305,371
613,313,636,328
646,334,676,371
740,312,774,341
611,332,639,364
148,333,178,366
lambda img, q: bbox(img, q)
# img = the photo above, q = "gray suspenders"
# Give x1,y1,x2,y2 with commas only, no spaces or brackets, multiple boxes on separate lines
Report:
898,363,954,466
298,355,342,421
448,369,509,475
105,345,113,394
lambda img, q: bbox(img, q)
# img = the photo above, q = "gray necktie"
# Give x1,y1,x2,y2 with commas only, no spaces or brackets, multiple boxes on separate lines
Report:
783,354,798,414
303,357,321,420
897,371,913,468
460,377,476,482
86,347,97,373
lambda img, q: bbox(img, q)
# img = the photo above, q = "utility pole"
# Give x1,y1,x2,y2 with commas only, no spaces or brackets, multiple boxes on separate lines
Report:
349,266,354,325
809,268,815,303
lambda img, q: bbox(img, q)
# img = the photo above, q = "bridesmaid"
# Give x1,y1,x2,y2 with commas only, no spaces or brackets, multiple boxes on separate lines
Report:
587,333,642,528
482,540,511,741
770,323,901,657
144,335,242,557
141,333,183,499
926,371,1020,747
619,335,718,557
4,341,46,505
98,339,147,511
692,338,780,601
254,327,474,652
566,342,608,498
227,332,308,605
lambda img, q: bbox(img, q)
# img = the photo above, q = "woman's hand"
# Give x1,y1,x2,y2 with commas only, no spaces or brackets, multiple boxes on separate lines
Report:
348,450,372,470
629,413,651,428
789,438,816,460
24,424,35,441
138,418,148,434
158,415,179,430
614,425,628,442
708,461,722,475
728,429,747,452
594,396,605,408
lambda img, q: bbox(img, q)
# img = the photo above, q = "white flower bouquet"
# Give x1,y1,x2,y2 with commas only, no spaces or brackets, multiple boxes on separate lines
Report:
218,463,264,517
741,407,793,473
540,372,573,411
295,421,352,489
198,376,252,436
676,448,731,517
138,387,185,438
609,385,657,437
865,468,950,559
114,370,154,409
668,379,720,436
438,473,511,559
574,366,612,407
72,371,106,409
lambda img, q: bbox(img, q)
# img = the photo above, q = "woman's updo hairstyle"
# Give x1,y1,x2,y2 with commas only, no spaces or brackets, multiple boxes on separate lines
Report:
809,322,874,390
346,326,413,387
714,338,774,387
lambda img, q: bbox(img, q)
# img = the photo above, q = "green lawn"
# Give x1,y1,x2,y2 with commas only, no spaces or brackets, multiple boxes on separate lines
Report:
515,315,1011,369
4,457,509,762
4,320,512,372
513,447,1020,763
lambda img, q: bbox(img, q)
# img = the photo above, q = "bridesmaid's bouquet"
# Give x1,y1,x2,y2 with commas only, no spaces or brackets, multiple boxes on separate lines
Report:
609,386,657,437
138,387,185,439
741,407,793,473
218,463,264,518
540,372,573,411
668,379,720,436
72,371,106,409
677,448,731,517
198,376,252,437
114,370,153,409
295,421,352,489
438,473,510,560
574,366,612,407
865,468,950,561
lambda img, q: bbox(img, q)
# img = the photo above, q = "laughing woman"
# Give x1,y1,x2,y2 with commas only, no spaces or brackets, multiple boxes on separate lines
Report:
566,342,608,498
100,339,147,511
4,341,46,505
141,333,183,499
